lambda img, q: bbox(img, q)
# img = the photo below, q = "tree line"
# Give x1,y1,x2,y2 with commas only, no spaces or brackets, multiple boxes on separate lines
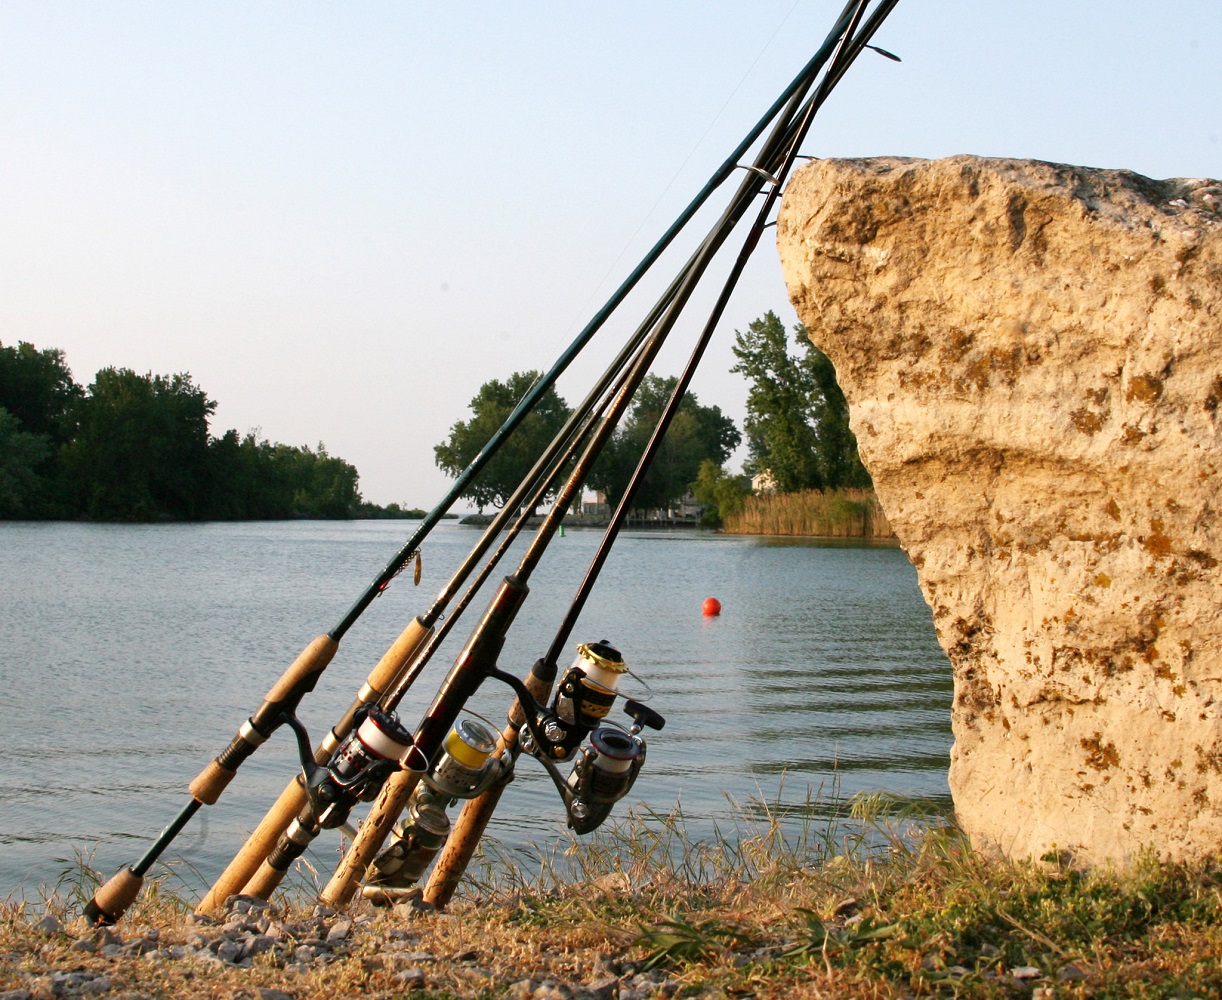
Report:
0,341,365,521
434,311,870,526
4,310,864,524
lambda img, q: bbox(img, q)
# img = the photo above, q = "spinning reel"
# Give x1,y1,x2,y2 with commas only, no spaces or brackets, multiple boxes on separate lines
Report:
520,641,665,834
363,640,664,901
362,715,508,901
285,705,425,831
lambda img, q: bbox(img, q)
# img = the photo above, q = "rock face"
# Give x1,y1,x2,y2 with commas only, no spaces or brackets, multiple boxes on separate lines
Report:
777,156,1222,865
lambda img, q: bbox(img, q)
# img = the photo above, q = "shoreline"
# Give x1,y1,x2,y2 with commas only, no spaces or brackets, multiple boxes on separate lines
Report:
5,813,1220,998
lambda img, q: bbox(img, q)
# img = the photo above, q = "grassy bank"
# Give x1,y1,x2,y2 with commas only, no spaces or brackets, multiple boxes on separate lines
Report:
5,799,1220,998
724,488,894,539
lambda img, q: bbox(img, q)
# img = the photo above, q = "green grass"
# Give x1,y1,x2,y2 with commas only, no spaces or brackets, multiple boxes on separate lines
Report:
11,790,1222,999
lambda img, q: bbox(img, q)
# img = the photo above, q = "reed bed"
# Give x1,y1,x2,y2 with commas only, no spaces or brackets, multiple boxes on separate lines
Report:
724,488,894,538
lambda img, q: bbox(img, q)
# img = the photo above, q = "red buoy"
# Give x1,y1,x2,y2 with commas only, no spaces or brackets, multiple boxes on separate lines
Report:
702,597,721,617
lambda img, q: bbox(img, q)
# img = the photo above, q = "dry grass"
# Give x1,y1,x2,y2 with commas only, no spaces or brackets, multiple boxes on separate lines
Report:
724,489,894,538
5,797,1222,998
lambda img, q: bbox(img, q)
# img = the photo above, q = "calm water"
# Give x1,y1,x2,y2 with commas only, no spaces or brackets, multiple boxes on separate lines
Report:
0,520,951,900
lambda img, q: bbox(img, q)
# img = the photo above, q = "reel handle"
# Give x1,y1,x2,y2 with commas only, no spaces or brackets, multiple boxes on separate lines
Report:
625,699,665,732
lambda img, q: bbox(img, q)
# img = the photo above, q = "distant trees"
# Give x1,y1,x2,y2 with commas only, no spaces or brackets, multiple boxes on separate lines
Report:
0,339,364,521
61,368,215,519
0,407,52,518
434,371,572,513
0,342,81,517
205,432,362,520
690,459,749,528
432,371,741,517
731,311,870,492
0,342,81,443
587,375,741,512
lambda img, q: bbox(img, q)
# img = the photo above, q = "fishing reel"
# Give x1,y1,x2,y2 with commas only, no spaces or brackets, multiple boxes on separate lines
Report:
362,716,507,902
286,705,425,830
520,642,665,834
422,717,507,799
560,701,663,834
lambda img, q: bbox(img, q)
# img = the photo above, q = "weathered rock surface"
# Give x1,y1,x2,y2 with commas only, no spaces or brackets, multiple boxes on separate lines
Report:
777,155,1222,864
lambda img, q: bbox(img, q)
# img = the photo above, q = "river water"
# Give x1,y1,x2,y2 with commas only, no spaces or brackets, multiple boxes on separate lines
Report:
0,520,952,901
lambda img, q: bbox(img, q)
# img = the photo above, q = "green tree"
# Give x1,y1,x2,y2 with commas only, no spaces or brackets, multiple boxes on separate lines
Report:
0,407,52,517
731,311,869,492
206,431,362,519
0,341,83,516
691,459,749,528
0,341,82,443
434,371,571,512
61,368,215,519
588,374,741,511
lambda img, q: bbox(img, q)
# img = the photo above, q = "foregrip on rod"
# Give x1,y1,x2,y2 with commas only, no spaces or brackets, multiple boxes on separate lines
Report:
321,576,529,907
188,633,338,805
423,658,558,908
196,617,433,915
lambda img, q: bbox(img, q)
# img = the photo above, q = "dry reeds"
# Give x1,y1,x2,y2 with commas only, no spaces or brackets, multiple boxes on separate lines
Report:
724,488,894,538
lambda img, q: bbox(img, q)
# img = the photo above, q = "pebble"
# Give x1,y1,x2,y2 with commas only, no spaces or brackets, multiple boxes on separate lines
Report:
33,916,62,936
325,918,353,944
216,939,246,964
246,934,279,957
50,971,111,995
393,968,427,989
578,976,620,1000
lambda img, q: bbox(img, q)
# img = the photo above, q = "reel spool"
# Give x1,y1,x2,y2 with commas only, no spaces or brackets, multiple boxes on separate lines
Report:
290,706,424,830
555,641,627,729
540,641,637,760
564,725,644,833
423,718,502,798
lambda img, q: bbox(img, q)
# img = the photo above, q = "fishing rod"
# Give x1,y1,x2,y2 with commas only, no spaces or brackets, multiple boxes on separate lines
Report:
86,5,874,928
421,0,900,908
190,6,876,913
325,8,896,905
83,0,889,927
195,263,688,913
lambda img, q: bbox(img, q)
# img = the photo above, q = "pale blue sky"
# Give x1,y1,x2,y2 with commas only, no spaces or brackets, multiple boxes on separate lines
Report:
2,2,1217,505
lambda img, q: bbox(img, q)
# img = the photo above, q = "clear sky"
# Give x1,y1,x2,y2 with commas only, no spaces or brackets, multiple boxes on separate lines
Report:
2,1,1217,506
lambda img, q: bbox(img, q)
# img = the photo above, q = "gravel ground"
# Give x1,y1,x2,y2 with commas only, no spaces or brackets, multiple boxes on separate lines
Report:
0,894,700,1000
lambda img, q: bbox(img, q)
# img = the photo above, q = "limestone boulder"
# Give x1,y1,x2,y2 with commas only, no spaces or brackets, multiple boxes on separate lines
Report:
777,156,1222,864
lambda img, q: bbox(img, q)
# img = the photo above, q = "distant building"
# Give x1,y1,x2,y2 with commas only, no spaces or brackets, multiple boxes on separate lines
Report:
582,491,611,518
751,470,777,494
